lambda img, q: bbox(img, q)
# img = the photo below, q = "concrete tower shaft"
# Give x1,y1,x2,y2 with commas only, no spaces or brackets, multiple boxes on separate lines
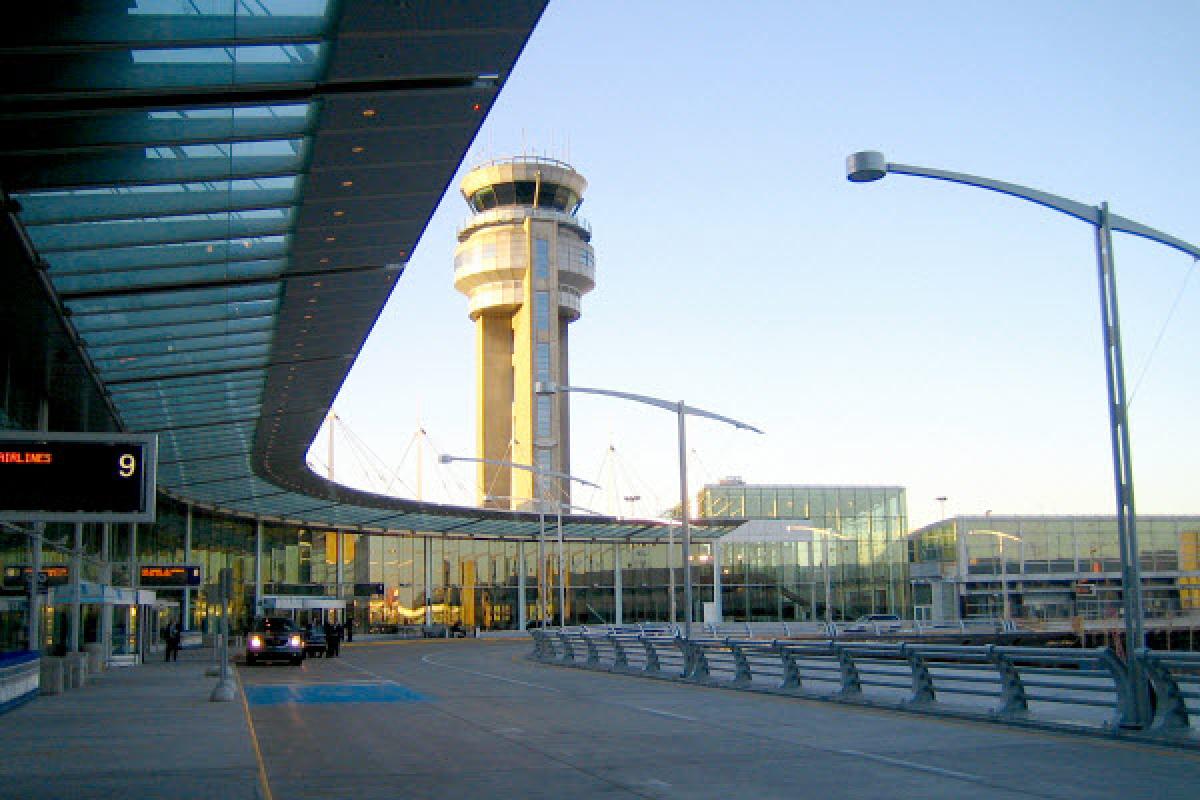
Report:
452,158,596,509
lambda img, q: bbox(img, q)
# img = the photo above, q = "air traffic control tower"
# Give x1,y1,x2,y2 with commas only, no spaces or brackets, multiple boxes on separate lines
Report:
453,158,595,509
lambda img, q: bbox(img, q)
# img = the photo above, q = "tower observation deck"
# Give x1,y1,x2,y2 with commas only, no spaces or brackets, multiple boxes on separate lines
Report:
453,158,596,509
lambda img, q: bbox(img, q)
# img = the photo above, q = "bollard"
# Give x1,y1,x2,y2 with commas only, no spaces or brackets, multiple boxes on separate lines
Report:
84,643,105,674
40,657,64,695
65,652,88,689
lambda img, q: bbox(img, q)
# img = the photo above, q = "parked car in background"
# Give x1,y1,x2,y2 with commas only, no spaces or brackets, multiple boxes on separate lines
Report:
245,617,304,666
303,625,327,658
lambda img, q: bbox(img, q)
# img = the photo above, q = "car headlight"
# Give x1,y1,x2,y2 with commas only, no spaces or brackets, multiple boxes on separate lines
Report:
248,635,263,649
289,635,302,648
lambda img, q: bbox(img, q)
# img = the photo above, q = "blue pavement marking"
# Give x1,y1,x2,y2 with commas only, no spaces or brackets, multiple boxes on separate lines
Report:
245,682,428,706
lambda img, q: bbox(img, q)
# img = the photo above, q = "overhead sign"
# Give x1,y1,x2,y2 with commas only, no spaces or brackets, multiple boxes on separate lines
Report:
139,565,202,588
354,582,385,597
0,432,157,523
3,564,70,590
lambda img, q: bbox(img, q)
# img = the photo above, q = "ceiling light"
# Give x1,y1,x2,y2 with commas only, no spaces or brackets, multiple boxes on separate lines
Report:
341,180,353,188
333,210,344,217
311,281,322,288
362,109,376,117
325,236,336,242
351,146,365,154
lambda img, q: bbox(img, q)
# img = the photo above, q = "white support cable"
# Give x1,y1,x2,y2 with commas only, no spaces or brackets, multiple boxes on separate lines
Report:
1128,256,1198,406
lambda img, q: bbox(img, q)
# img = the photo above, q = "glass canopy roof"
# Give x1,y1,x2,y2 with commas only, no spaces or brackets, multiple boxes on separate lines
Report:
3,2,728,542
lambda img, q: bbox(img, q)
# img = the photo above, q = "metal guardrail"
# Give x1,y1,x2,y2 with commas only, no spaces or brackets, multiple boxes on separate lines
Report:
529,629,1200,742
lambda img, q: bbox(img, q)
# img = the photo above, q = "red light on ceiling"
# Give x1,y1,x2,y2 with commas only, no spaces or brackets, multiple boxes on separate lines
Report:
472,103,482,112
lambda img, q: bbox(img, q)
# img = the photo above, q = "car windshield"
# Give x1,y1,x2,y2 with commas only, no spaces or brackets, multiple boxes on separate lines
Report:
255,618,296,632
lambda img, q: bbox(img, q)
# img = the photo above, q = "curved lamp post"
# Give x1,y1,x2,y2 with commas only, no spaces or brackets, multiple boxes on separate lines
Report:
847,150,1200,728
440,454,599,628
536,382,763,639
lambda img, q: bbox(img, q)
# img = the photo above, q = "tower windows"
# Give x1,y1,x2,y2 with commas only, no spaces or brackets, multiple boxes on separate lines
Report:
534,238,550,279
534,291,551,331
536,343,552,384
536,395,553,438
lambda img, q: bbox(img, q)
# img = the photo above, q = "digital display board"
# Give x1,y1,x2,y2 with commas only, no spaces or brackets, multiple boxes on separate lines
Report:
140,565,202,588
0,432,157,523
2,565,70,589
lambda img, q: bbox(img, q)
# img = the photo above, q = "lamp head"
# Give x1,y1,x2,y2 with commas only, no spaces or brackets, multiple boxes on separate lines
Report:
846,150,888,182
438,454,454,464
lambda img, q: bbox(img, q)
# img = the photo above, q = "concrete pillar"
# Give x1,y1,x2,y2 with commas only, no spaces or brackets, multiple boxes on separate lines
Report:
517,540,527,631
183,505,192,630
100,523,112,664
613,540,623,625
712,541,723,622
69,522,83,652
27,398,48,654
254,519,263,619
336,531,344,604
424,536,433,625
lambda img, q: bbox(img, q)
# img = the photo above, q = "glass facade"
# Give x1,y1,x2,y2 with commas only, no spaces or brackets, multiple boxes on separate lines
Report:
909,515,1200,622
699,482,910,621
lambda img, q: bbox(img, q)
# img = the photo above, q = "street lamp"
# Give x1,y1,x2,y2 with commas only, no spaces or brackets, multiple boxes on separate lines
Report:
967,528,1021,624
847,150,1200,728
536,382,762,639
786,525,854,625
440,454,599,628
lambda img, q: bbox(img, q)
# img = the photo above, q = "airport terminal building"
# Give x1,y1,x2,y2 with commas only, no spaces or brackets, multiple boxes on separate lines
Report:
1,4,1198,664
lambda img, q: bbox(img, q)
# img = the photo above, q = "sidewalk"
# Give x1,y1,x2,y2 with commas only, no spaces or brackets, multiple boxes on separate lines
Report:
0,649,260,799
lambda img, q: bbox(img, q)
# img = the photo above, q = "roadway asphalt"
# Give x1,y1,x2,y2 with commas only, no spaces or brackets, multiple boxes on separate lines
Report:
3,638,1200,799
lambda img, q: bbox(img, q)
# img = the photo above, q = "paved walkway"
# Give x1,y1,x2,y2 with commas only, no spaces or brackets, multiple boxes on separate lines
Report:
0,648,260,799
3,639,1200,799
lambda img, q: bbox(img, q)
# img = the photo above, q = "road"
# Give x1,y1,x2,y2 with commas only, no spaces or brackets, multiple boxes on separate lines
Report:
239,637,1200,799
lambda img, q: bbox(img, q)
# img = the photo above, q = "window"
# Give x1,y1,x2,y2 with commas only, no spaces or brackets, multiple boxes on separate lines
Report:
536,343,552,383
536,396,553,438
534,238,550,279
534,291,550,331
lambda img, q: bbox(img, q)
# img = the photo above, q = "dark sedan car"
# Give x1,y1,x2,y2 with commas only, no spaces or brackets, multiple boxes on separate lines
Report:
245,617,304,666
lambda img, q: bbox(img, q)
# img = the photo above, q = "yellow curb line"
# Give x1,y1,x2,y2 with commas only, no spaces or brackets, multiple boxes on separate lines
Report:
236,671,275,800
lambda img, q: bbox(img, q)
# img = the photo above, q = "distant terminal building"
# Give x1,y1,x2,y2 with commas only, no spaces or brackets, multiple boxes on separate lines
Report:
452,157,595,509
697,479,910,622
908,514,1200,624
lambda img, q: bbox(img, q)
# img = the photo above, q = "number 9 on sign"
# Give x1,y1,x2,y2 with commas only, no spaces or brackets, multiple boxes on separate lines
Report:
118,452,137,478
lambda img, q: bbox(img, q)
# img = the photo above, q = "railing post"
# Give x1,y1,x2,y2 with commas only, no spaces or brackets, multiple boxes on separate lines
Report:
642,637,661,675
686,640,711,681
557,631,575,664
989,645,1029,718
835,645,862,699
779,645,804,691
584,635,600,667
731,643,753,687
1136,649,1188,732
610,634,629,672
1097,647,1139,730
904,645,936,707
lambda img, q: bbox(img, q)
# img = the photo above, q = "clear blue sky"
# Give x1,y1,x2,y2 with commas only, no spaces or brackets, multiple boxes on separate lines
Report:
316,1,1200,528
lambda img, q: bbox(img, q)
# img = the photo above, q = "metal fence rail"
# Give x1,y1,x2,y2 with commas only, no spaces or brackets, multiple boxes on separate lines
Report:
528,629,1199,743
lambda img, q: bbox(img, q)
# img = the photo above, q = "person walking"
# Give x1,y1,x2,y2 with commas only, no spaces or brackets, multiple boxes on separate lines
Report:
323,618,340,658
163,619,181,662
